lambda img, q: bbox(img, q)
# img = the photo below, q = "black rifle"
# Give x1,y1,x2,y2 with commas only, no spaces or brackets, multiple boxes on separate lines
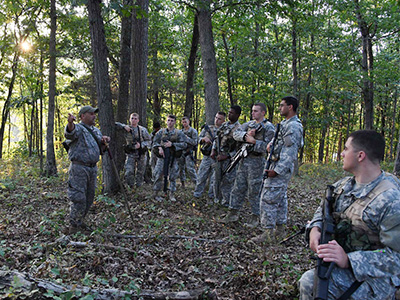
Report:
163,146,172,193
313,185,336,300
263,123,281,179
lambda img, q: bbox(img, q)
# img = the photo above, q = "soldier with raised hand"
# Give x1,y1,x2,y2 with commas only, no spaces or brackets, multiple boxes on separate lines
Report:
152,115,187,202
251,96,303,244
223,103,275,227
299,130,400,300
193,111,226,200
65,105,110,234
115,112,151,189
211,105,241,207
178,116,198,187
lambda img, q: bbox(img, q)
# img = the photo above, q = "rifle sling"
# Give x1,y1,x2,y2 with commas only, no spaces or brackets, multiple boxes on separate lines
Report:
81,123,103,154
337,280,363,300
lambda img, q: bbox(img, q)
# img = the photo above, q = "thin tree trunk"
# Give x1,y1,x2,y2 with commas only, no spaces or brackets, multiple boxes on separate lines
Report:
222,33,234,106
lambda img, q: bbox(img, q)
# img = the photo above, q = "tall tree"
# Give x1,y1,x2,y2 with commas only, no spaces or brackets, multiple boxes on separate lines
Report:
45,0,57,176
87,0,118,193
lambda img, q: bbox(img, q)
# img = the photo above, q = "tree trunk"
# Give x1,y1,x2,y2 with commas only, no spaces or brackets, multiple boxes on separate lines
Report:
115,0,132,173
87,0,118,193
45,0,58,176
222,33,234,106
197,0,220,125
291,18,298,97
184,14,199,119
130,0,149,127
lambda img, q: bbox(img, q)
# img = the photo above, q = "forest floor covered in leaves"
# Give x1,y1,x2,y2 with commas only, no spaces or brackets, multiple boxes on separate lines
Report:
0,156,353,299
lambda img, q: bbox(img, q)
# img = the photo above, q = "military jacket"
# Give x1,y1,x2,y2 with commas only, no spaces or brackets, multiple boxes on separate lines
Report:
64,122,103,164
115,122,151,150
212,120,241,157
233,120,275,155
307,172,400,294
181,126,198,151
270,115,303,175
152,128,187,152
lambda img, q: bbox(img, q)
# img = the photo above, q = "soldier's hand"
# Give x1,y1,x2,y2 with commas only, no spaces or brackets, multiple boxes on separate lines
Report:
101,136,111,144
217,154,228,161
164,141,172,148
264,169,277,177
158,147,165,158
309,226,321,253
203,137,211,144
267,142,272,152
124,125,131,132
210,149,217,160
135,142,140,149
248,129,256,137
245,134,256,144
68,113,76,124
317,240,350,269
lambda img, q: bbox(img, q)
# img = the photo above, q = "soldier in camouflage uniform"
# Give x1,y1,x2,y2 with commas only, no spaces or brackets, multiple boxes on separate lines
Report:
152,115,187,202
211,105,241,207
251,96,303,244
178,117,198,186
299,130,400,300
223,103,275,227
193,111,226,199
150,122,161,181
115,113,151,188
65,106,110,234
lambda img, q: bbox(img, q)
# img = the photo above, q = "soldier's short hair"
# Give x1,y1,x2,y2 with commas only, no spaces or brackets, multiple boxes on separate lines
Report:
168,114,177,120
182,116,190,123
349,130,385,163
230,105,242,115
282,96,299,112
254,103,267,113
217,111,226,117
130,112,139,118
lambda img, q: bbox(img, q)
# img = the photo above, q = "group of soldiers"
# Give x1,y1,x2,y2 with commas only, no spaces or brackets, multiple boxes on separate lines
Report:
64,98,400,300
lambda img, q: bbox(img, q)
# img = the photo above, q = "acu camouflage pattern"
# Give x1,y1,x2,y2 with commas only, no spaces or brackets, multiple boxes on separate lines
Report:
152,128,187,193
194,125,218,198
64,122,103,227
300,171,400,300
178,126,198,183
229,120,275,215
212,120,240,205
115,122,151,187
259,115,303,228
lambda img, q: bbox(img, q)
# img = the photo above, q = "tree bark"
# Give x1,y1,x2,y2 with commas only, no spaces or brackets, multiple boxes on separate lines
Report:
184,14,199,119
45,0,58,176
130,0,149,127
197,0,220,125
87,0,118,193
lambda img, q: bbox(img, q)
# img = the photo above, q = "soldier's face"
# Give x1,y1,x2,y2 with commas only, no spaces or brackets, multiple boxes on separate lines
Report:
81,112,96,126
130,115,139,126
341,137,359,173
214,113,225,127
167,117,176,129
252,105,265,122
182,119,189,128
228,109,239,123
279,100,291,117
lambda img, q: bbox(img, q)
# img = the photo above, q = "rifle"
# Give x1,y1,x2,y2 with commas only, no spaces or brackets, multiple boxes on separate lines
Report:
263,123,281,179
162,137,174,193
313,185,336,300
213,130,223,201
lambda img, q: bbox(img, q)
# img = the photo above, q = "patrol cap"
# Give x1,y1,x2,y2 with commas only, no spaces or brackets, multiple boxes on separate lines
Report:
79,105,99,116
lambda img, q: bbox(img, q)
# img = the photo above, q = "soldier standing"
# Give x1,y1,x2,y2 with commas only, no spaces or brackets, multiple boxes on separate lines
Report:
178,117,198,187
211,105,241,207
223,103,275,227
299,130,400,300
152,115,187,202
193,111,226,200
251,96,303,244
115,113,151,189
149,121,161,182
65,105,110,234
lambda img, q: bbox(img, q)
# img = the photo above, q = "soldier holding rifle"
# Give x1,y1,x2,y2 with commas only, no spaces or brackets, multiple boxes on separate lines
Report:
152,115,187,202
251,96,303,244
178,116,198,187
299,130,400,300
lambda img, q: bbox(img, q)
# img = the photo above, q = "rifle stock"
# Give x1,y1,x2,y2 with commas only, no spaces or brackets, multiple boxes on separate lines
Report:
313,185,336,300
163,147,171,193
263,123,281,179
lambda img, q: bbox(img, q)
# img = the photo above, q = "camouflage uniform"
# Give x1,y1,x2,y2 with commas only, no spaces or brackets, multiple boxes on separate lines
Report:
150,129,161,182
152,128,187,193
299,172,400,300
213,120,241,206
115,122,151,188
65,122,103,227
194,125,218,198
259,115,303,228
178,126,198,183
229,120,275,215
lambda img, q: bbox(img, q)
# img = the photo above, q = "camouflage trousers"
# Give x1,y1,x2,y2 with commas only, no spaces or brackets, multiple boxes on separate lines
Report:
214,159,237,206
298,266,395,300
194,155,215,198
68,163,97,227
177,153,197,183
230,156,265,215
125,153,147,188
153,156,179,193
259,173,292,229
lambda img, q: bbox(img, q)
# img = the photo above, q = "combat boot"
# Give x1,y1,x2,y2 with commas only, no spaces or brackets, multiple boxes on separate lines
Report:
221,209,239,223
244,214,259,228
249,228,275,244
169,191,176,202
275,224,286,241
